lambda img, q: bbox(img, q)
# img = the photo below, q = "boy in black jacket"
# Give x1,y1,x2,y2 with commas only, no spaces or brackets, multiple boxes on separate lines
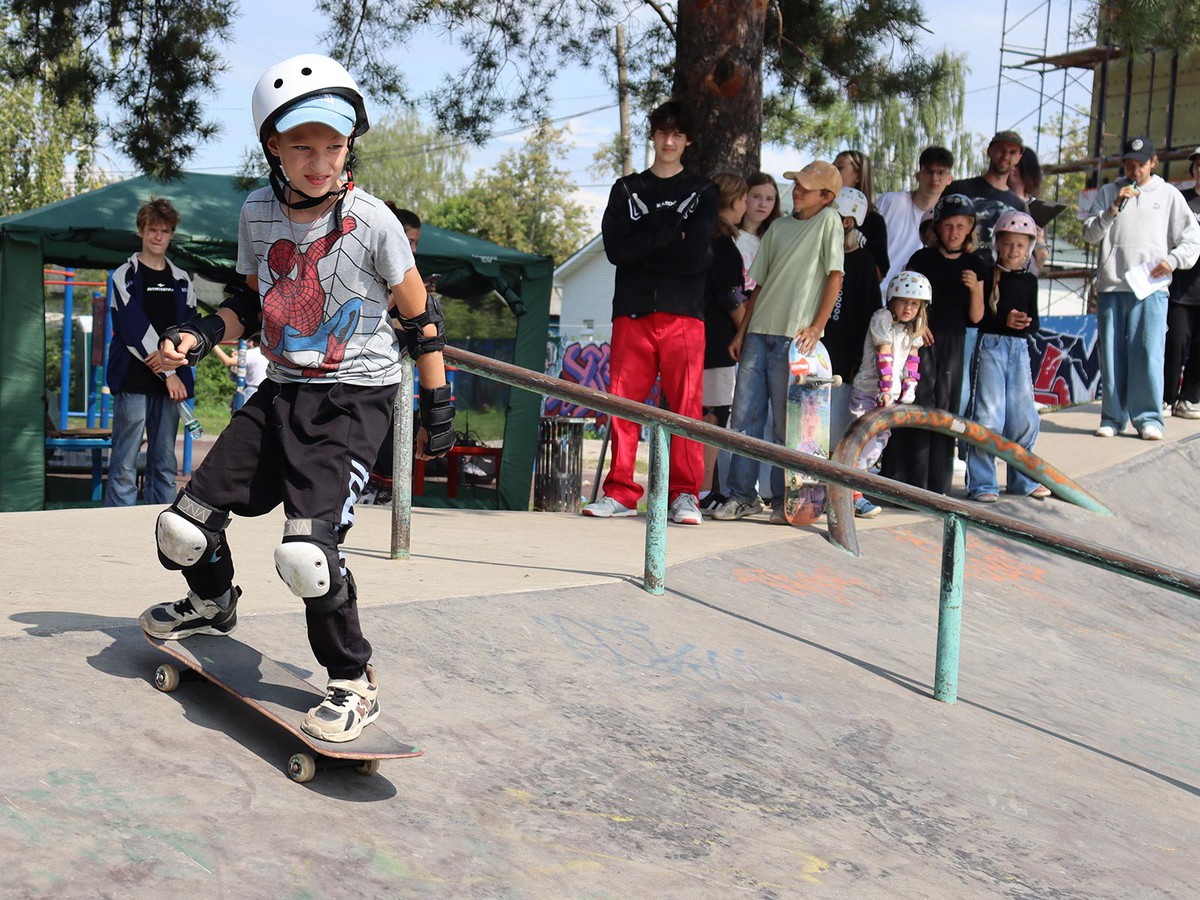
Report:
583,101,717,525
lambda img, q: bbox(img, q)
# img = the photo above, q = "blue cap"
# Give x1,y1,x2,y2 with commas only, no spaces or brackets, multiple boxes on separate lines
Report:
274,93,357,136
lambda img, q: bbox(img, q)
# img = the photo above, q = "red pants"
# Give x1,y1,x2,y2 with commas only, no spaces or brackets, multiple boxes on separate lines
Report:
603,313,705,507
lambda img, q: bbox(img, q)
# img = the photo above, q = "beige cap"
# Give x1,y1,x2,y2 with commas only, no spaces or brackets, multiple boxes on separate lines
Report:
782,161,842,195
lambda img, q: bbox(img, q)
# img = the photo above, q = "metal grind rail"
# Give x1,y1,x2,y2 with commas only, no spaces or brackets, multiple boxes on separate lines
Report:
388,347,1200,704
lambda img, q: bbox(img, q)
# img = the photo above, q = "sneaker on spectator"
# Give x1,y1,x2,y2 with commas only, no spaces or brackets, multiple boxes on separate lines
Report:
581,496,637,518
768,505,788,525
854,496,881,518
1093,424,1118,438
1175,400,1200,419
1140,424,1164,441
669,493,703,525
972,492,999,503
698,492,727,517
712,496,763,521
1029,485,1052,499
1162,403,1173,418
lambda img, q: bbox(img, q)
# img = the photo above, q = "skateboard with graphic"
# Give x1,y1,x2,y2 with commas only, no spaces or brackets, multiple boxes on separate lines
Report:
784,338,841,526
145,632,421,783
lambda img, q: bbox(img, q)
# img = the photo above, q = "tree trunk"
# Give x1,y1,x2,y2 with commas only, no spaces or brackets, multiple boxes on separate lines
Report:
673,0,768,178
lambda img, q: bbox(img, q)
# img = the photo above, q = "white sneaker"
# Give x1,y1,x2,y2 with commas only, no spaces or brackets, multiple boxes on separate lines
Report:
1140,424,1164,441
669,493,702,525
1175,400,1200,419
1162,403,1174,418
711,496,764,521
301,665,380,743
1094,425,1117,437
581,496,637,518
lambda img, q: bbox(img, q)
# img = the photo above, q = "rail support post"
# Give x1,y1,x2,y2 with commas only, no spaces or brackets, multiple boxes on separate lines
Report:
643,423,669,595
390,357,415,560
934,513,966,703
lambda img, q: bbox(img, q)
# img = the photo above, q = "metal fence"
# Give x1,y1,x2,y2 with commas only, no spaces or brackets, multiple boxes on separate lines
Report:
389,348,1200,705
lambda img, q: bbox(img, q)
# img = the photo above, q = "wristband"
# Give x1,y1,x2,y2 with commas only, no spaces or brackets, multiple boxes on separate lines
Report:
876,351,894,396
419,384,455,458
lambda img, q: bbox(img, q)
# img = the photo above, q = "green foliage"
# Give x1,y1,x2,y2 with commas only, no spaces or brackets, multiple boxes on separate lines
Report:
426,122,589,264
840,51,983,194
194,352,235,410
441,293,518,342
3,0,235,180
1078,0,1200,53
0,17,104,215
1040,115,1090,250
354,109,470,215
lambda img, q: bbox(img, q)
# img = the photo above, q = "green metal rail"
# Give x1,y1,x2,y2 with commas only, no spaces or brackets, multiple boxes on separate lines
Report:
390,348,1200,705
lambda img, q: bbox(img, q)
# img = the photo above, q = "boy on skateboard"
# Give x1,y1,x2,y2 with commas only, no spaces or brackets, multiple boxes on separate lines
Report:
712,162,845,525
139,54,454,742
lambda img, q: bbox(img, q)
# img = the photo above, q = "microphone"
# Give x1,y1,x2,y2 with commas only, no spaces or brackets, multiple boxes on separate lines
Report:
1118,181,1139,212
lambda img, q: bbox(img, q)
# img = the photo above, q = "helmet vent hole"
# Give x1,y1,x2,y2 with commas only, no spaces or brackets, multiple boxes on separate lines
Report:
273,78,283,89
301,67,312,76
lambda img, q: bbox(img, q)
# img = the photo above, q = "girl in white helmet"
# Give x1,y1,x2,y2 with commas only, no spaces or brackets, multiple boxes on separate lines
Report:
965,209,1050,501
139,54,454,743
848,270,931,516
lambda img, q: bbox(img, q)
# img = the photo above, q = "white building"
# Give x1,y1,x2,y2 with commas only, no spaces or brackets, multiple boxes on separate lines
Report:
553,235,615,342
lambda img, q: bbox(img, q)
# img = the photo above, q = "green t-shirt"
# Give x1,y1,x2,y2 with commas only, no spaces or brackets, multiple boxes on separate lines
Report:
746,207,845,337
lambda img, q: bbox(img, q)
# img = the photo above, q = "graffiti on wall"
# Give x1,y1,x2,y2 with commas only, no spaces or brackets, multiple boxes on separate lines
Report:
1031,316,1100,406
544,338,660,421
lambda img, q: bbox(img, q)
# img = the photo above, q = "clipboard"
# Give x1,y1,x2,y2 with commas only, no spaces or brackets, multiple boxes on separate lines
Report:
1028,199,1067,228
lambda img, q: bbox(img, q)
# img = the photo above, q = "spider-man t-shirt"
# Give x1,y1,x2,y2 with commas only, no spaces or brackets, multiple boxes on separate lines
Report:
237,186,415,385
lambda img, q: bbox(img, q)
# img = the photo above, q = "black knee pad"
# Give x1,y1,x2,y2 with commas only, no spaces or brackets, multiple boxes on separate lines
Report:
156,490,231,571
273,518,349,614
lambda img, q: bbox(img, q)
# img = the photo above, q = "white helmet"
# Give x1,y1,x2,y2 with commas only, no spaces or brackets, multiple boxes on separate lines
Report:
252,54,369,142
993,209,1038,239
887,270,933,306
834,187,869,227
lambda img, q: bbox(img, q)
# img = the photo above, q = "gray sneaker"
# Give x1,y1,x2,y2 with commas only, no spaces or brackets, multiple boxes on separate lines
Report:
139,587,239,640
581,496,637,518
669,493,702,525
301,665,380,743
712,496,764,520
1175,400,1200,419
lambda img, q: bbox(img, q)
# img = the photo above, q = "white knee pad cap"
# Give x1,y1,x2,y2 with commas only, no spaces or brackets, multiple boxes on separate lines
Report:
156,510,210,567
274,541,332,598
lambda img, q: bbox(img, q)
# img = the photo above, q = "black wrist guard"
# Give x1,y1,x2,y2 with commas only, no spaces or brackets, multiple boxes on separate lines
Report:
392,294,447,358
219,279,262,339
161,314,226,365
419,384,455,458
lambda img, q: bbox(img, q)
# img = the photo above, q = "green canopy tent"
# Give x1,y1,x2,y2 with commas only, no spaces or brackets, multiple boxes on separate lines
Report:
0,172,551,511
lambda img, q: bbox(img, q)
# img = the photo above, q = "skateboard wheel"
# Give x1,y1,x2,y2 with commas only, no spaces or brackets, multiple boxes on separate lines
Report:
795,375,807,385
154,664,180,693
355,759,380,776
831,375,842,387
287,753,317,783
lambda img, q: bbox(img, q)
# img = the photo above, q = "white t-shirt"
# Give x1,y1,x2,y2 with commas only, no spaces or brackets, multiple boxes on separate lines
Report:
876,191,933,291
237,186,415,385
734,229,762,290
852,307,925,397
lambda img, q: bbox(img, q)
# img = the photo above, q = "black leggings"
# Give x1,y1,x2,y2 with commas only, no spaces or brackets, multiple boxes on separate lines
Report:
1164,303,1200,405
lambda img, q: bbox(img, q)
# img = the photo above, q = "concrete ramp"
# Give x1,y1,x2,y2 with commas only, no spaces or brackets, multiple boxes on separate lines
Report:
2,442,1198,897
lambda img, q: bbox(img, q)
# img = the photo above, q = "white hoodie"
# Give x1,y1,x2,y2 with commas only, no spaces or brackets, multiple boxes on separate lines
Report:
1082,174,1200,295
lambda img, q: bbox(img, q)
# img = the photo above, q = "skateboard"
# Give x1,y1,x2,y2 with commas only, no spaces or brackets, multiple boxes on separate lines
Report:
145,632,422,783
784,338,840,526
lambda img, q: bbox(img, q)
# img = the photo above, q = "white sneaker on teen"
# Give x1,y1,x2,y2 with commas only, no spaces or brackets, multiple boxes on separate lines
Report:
669,493,703,525
581,496,637,518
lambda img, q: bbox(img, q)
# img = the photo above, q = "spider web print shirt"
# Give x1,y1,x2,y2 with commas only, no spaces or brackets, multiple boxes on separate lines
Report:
237,186,415,385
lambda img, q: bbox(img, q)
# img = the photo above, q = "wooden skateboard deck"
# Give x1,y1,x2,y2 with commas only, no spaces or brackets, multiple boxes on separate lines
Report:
145,632,422,783
784,339,837,527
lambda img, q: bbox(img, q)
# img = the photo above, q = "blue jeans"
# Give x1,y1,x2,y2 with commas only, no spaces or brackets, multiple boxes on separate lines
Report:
105,392,181,506
966,334,1040,497
1096,290,1167,432
725,333,791,505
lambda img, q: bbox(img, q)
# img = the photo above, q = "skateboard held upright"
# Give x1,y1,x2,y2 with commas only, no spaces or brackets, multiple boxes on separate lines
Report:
784,338,840,526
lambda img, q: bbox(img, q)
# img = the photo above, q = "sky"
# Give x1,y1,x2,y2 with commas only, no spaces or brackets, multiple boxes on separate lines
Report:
98,0,1094,233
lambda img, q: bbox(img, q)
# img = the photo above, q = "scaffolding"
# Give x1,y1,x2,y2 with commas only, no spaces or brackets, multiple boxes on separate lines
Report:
995,0,1200,312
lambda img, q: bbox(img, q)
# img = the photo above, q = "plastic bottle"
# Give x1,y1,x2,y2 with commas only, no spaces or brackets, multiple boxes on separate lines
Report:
178,402,204,440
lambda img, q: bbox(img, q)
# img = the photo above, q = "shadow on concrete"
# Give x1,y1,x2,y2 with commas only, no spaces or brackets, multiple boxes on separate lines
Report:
670,587,1200,799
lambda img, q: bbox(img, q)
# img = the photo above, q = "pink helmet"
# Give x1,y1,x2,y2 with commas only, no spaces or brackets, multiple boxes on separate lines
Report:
993,210,1038,239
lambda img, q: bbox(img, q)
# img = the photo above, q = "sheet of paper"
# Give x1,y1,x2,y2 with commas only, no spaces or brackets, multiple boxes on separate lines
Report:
1124,261,1171,300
